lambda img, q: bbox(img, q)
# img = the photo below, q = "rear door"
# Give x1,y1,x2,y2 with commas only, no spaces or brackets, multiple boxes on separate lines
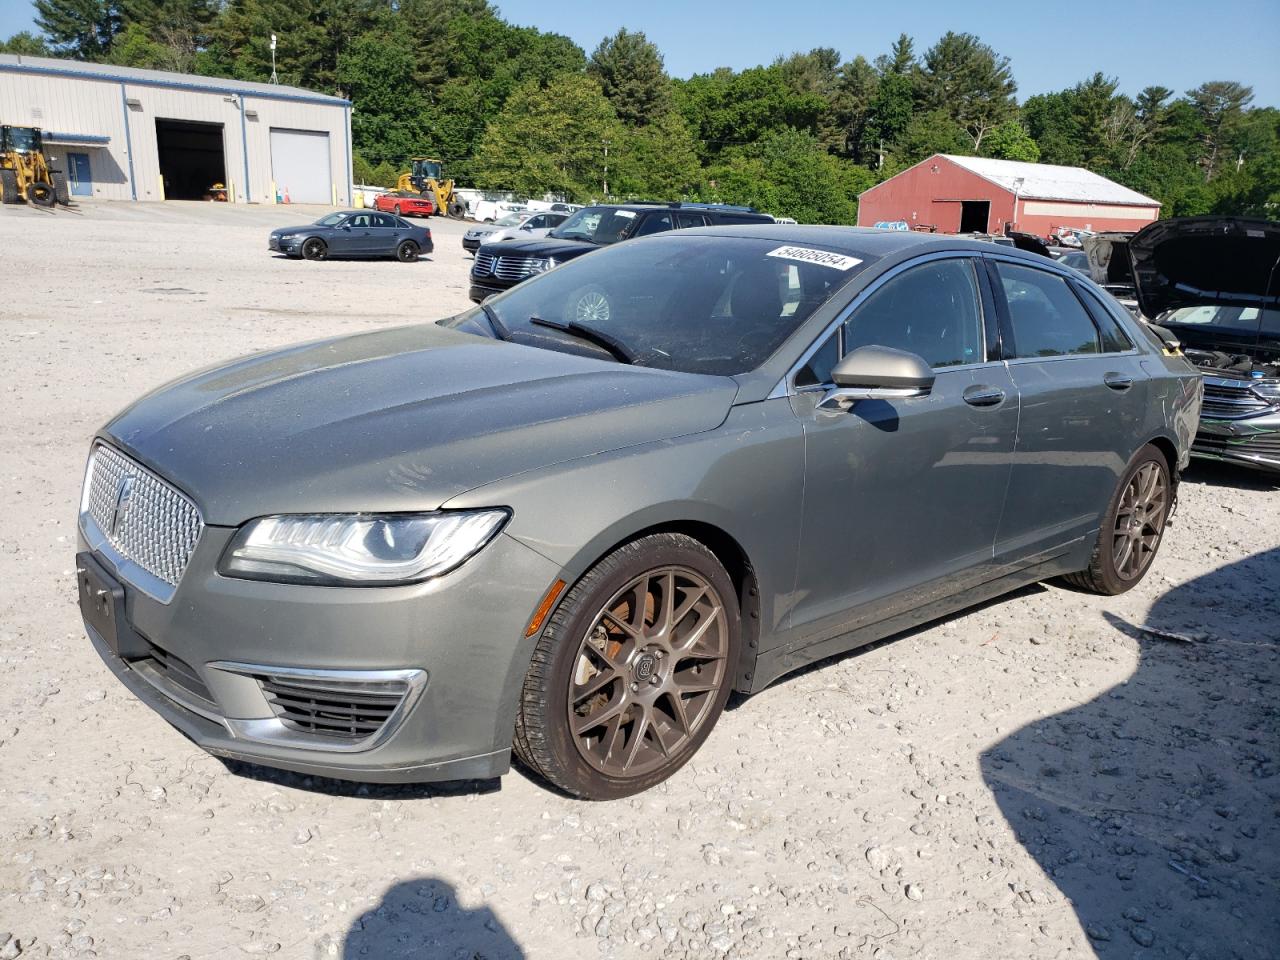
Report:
987,257,1150,564
370,213,404,254
787,254,1019,643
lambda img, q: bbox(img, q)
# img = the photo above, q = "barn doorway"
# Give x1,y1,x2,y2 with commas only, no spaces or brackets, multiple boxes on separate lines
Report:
959,200,990,233
155,118,226,200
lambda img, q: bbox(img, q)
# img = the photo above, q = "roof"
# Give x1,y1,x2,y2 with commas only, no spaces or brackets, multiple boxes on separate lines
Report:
685,223,1050,262
0,54,349,106
940,155,1159,206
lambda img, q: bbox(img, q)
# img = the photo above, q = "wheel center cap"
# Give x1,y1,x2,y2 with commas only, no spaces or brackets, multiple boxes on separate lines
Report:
634,652,659,683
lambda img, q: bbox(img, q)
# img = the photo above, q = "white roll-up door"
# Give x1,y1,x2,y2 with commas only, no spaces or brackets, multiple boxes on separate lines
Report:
269,128,332,204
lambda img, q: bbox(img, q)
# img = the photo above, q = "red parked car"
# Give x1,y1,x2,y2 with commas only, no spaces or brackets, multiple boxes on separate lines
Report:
373,191,435,218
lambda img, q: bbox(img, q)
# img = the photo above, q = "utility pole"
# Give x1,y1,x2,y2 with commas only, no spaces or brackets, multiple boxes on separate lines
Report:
270,34,278,85
602,139,610,198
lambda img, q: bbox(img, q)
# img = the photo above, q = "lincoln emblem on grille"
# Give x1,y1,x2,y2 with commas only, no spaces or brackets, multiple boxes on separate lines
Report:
110,474,137,536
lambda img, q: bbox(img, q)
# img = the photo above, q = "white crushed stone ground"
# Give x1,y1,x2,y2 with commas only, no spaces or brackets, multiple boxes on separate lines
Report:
0,200,1277,960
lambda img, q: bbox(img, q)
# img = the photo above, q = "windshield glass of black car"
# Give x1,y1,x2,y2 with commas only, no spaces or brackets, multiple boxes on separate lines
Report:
463,236,867,375
550,208,638,244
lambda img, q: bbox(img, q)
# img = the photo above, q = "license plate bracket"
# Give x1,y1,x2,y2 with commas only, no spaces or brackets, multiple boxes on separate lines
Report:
77,551,147,658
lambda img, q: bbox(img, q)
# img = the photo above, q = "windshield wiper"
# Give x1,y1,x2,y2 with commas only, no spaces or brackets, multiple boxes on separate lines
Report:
479,302,510,341
529,316,635,364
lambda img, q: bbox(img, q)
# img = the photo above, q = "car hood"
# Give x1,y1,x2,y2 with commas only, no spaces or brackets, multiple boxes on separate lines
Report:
485,236,600,258
1083,232,1136,289
103,325,738,525
270,224,326,236
1128,217,1280,318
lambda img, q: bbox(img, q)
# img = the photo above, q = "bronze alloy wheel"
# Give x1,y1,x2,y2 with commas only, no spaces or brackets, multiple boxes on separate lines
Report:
567,566,729,778
1111,461,1168,580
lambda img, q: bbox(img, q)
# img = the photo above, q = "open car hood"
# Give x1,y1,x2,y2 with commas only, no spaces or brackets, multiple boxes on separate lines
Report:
1083,232,1135,289
1128,217,1280,318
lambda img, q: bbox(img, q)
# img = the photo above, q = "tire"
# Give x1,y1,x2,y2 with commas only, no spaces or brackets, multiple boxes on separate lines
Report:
563,284,611,325
513,533,740,800
0,169,18,204
26,181,56,207
396,240,419,263
52,171,70,205
301,237,327,261
448,200,465,219
394,204,403,216
1063,444,1172,595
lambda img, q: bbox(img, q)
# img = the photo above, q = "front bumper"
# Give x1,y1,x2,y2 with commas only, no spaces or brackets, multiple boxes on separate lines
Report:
79,526,562,783
462,237,482,253
1193,416,1280,472
468,281,507,303
268,236,301,256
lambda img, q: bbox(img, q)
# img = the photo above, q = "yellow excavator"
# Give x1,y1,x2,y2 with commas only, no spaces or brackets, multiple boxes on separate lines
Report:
0,125,67,207
395,157,466,218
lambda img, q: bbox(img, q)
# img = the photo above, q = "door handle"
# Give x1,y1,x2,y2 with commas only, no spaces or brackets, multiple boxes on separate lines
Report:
962,385,1006,407
1103,373,1133,391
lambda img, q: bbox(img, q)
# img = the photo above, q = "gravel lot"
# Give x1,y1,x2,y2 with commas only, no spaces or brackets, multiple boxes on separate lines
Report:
1,200,1277,960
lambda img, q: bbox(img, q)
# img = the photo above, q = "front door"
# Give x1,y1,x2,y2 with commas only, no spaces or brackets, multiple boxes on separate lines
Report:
986,258,1151,562
68,152,92,196
788,255,1019,644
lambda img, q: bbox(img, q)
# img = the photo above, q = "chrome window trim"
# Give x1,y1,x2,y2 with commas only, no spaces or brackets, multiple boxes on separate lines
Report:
208,662,429,754
769,251,991,399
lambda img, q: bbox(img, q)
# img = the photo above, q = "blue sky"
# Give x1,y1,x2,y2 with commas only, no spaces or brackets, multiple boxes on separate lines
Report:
3,0,1277,105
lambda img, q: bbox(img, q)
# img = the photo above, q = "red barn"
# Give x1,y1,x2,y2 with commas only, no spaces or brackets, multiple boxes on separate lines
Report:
856,154,1160,239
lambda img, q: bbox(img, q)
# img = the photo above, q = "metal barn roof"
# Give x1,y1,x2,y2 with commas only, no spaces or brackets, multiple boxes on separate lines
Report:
0,53,349,106
940,155,1159,206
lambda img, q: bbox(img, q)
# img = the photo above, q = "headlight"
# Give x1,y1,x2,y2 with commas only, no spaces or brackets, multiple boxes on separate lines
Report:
531,258,556,273
220,510,508,586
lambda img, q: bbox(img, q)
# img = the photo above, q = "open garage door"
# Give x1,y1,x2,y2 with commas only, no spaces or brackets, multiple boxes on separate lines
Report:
156,119,226,200
270,128,331,204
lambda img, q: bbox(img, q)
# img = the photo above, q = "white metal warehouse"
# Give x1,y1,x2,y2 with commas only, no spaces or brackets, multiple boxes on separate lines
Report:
0,54,351,205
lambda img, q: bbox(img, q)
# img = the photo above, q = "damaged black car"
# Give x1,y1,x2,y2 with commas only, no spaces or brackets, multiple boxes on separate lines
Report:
1127,217,1280,473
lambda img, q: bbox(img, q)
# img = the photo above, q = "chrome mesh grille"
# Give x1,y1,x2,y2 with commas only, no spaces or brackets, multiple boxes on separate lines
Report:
493,256,545,281
472,251,496,277
82,445,203,586
1201,380,1274,419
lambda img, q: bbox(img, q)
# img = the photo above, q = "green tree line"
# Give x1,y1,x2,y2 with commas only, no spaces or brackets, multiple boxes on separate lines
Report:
4,1,1277,222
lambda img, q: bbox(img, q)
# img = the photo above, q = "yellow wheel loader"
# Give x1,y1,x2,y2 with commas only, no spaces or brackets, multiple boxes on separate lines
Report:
0,125,67,207
395,158,466,218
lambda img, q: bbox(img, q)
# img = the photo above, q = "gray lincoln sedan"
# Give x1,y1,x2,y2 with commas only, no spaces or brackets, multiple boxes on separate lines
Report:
77,226,1202,799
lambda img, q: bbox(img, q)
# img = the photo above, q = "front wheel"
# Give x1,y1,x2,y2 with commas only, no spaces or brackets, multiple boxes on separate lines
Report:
514,533,739,800
1063,444,1172,595
447,200,465,219
396,240,419,262
301,237,327,261
394,204,403,216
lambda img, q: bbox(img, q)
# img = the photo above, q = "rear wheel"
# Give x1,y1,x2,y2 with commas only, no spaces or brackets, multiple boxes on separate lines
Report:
26,181,55,206
52,171,70,205
0,169,18,204
396,240,419,263
301,237,327,261
514,533,739,800
1063,444,1172,595
448,200,465,219
394,203,403,216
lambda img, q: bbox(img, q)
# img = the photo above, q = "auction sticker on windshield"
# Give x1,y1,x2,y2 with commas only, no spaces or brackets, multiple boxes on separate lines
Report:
767,246,862,270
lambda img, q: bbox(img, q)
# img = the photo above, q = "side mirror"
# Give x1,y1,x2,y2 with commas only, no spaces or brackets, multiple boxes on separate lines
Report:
820,345,935,411
341,223,352,231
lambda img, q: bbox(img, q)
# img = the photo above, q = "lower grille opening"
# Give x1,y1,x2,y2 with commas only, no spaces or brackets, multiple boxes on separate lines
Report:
136,641,217,709
255,674,408,740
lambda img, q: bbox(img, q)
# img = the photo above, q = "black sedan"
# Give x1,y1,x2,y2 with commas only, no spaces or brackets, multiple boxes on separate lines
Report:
268,211,433,262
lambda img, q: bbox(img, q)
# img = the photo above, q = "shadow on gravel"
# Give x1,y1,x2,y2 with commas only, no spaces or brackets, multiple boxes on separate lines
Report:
981,548,1280,958
342,878,524,959
1180,460,1280,491
217,758,501,800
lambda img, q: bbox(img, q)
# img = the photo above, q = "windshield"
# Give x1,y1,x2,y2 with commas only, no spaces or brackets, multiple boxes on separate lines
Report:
443,235,867,375
550,207,640,244
494,213,527,227
315,213,347,226
4,127,39,152
1162,305,1280,336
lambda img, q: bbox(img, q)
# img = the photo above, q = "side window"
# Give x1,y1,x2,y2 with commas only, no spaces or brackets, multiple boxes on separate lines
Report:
374,213,398,228
349,214,370,228
997,263,1100,358
841,258,985,369
633,213,674,237
675,213,707,229
1073,282,1134,352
